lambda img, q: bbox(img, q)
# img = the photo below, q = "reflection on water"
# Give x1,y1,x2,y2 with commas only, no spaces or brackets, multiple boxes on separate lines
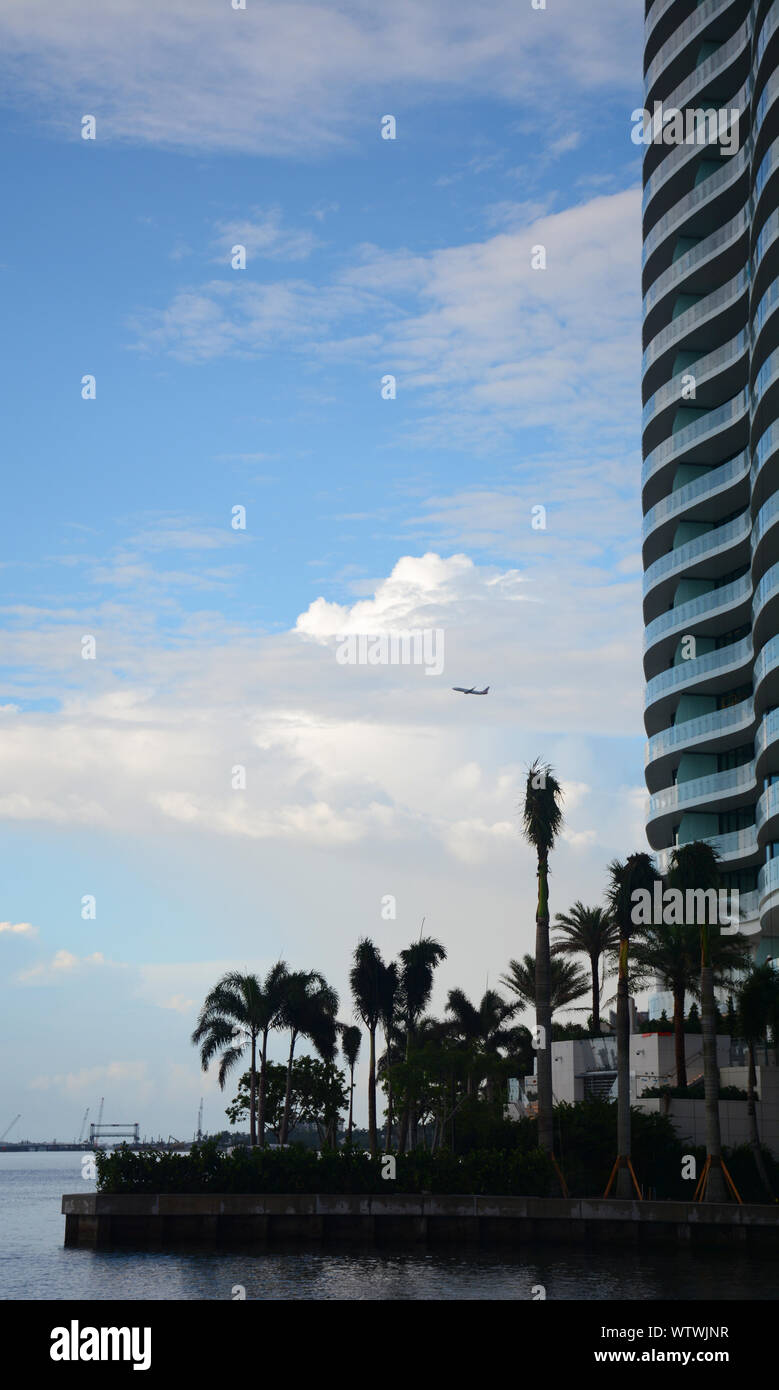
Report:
2,1152,777,1301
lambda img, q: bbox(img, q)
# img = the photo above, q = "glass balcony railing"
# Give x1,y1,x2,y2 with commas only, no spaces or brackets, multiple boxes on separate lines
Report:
751,420,779,489
642,451,749,539
642,73,751,215
646,696,754,765
753,562,779,626
643,149,749,266
643,271,748,375
752,207,779,284
752,494,779,556
643,508,750,591
751,347,779,415
756,781,779,835
757,0,779,70
655,826,759,875
643,391,749,488
645,633,753,705
754,135,779,209
644,571,752,649
649,762,756,820
758,856,779,903
754,634,779,691
644,0,738,97
751,279,779,344
756,708,779,765
664,20,751,118
642,332,747,432
645,208,746,317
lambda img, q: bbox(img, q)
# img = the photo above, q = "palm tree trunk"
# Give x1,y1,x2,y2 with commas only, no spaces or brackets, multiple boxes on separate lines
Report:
535,852,554,1156
384,1045,394,1152
701,955,727,1202
347,1065,355,1144
747,1039,773,1198
280,1029,297,1146
590,953,600,1035
249,1033,258,1147
258,1029,269,1147
673,985,687,1089
368,1024,377,1157
615,936,633,1198
397,1028,411,1153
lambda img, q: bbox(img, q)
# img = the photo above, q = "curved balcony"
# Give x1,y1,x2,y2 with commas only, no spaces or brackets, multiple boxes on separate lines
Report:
642,332,747,439
654,826,760,874
752,492,779,568
661,18,751,123
756,781,779,843
757,856,779,939
644,572,752,662
645,635,753,735
752,561,779,648
643,148,749,269
648,763,757,845
752,136,779,238
642,392,749,504
751,419,779,499
644,0,742,102
751,345,779,430
752,206,779,290
644,208,746,320
754,635,779,715
755,709,779,781
755,0,779,91
642,75,750,224
646,697,755,784
642,271,747,377
643,508,750,603
643,450,749,549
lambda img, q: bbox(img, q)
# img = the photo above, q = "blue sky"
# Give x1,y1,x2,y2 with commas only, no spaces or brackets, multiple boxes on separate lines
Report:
0,0,649,1141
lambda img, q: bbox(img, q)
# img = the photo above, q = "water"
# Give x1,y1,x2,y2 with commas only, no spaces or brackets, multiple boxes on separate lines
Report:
2,1151,778,1301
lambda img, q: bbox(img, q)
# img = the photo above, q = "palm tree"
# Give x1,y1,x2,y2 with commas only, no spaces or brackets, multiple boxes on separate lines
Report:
632,919,748,1090
279,970,339,1146
553,902,618,1035
254,961,290,1145
735,962,779,1198
340,1024,362,1144
380,960,400,1151
445,987,518,1097
668,842,735,1202
349,939,388,1157
521,759,564,1158
501,953,590,1019
606,852,660,1198
191,971,270,1147
396,934,447,1152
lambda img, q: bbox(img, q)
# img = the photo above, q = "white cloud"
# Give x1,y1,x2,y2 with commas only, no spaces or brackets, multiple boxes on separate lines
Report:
0,921,38,937
0,1,640,156
212,208,320,263
18,950,122,984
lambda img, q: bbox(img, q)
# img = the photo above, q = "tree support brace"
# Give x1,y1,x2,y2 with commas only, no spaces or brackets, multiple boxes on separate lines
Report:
603,1155,642,1199
693,1155,742,1203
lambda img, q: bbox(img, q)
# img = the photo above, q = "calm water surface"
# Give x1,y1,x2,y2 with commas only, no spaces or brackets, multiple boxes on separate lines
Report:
2,1151,777,1301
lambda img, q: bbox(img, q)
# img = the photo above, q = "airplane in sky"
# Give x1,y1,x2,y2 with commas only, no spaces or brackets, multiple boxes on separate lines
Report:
452,686,490,695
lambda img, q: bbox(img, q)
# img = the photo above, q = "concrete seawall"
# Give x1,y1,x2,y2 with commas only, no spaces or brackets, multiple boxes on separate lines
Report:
62,1193,779,1250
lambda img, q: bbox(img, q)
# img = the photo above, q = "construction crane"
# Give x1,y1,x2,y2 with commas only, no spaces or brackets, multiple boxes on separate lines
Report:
0,1114,21,1142
77,1108,90,1144
196,1098,204,1142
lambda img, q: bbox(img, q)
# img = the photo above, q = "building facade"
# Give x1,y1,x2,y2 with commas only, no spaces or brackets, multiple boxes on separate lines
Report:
642,0,779,963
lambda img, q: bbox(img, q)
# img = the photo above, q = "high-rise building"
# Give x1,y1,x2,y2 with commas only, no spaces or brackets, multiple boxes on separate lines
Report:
642,0,779,962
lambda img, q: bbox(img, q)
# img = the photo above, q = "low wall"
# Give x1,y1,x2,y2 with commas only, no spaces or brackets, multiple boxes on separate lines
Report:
62,1192,779,1250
